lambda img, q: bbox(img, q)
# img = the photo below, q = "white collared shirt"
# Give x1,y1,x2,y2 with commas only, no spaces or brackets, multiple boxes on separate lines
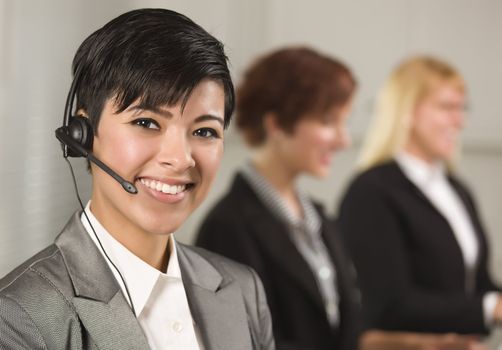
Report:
81,202,203,349
396,152,497,326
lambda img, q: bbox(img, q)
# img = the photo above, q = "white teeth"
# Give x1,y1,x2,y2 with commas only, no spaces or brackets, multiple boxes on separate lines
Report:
162,183,169,193
140,178,187,195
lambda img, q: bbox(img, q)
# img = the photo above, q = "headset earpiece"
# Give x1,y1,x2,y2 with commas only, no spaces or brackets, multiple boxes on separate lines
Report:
66,116,93,157
57,64,94,158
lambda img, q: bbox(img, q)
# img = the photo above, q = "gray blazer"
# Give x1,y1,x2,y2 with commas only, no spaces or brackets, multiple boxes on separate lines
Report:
0,212,275,350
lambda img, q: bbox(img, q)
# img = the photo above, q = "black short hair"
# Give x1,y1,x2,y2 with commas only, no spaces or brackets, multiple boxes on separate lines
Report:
72,8,234,132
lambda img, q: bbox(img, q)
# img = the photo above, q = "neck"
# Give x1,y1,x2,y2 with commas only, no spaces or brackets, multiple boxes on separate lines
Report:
251,146,303,219
89,200,170,272
403,142,438,166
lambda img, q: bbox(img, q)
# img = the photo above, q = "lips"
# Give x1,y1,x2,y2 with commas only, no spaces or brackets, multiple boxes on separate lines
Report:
139,178,192,195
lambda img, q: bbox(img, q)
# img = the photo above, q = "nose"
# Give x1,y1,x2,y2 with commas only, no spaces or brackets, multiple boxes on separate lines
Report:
157,131,195,172
453,108,465,129
333,126,351,151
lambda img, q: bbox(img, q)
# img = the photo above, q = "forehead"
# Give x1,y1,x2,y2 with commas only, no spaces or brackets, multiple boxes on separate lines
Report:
428,83,465,102
183,79,225,108
299,102,350,122
113,80,225,116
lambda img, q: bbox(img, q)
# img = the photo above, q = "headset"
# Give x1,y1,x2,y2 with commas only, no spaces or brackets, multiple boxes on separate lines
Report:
54,65,138,194
54,65,137,315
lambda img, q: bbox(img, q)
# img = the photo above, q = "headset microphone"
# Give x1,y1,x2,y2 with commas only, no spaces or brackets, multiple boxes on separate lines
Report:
55,128,138,194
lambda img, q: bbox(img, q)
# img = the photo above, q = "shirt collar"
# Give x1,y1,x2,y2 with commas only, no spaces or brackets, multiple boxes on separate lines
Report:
396,151,446,188
241,162,321,235
81,201,180,317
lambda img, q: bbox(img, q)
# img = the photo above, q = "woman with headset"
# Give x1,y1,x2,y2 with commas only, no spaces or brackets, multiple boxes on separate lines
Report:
0,8,274,350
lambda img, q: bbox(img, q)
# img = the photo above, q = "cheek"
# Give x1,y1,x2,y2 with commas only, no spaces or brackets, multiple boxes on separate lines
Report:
414,106,442,132
193,143,223,182
319,128,337,145
417,115,444,143
98,131,155,170
287,130,329,168
302,128,333,151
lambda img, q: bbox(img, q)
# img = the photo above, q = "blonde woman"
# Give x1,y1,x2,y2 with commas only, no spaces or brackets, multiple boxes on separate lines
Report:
339,56,502,337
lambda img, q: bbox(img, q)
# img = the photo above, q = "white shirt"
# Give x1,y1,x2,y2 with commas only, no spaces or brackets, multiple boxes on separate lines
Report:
81,202,203,349
396,152,497,326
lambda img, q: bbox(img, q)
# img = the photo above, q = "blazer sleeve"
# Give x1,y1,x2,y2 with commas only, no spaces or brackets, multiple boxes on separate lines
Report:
247,266,276,350
196,210,312,350
338,177,488,334
0,296,47,349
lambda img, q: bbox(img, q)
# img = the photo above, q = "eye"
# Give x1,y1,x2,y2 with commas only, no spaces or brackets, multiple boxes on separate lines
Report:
193,128,220,139
320,115,338,126
321,116,333,125
132,118,160,130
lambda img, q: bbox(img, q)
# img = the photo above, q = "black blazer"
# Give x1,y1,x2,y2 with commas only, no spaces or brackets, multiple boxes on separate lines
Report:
196,173,361,350
338,160,500,335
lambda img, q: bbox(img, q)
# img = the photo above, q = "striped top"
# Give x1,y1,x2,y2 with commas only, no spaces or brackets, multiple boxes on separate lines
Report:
242,162,340,327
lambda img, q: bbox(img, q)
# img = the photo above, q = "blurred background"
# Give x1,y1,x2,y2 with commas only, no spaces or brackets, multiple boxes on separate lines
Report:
1,0,501,344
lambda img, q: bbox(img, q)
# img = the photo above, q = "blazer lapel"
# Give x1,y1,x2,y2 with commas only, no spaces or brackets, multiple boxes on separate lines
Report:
448,175,486,245
391,161,470,277
72,292,150,350
322,217,361,309
233,174,325,312
55,212,150,349
177,244,253,350
392,161,464,229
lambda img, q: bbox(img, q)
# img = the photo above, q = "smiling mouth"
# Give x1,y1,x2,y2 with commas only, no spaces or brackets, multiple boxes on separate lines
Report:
139,178,194,195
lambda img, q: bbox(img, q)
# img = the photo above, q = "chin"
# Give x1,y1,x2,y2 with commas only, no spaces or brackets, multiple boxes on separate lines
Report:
309,168,330,179
138,215,187,236
435,148,455,162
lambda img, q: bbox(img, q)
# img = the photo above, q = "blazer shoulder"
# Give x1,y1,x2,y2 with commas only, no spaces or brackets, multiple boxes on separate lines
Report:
1,244,60,293
343,161,402,199
0,243,75,314
0,244,80,348
197,173,262,241
205,173,254,216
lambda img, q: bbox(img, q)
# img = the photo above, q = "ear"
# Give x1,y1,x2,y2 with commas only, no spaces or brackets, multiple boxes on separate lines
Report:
75,108,88,118
263,112,284,139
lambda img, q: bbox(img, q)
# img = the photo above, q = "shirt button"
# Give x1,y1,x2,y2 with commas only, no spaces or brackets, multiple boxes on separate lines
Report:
319,266,331,279
172,321,183,333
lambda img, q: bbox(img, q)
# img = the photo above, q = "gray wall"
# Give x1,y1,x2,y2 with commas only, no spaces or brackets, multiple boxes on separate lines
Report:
1,0,501,345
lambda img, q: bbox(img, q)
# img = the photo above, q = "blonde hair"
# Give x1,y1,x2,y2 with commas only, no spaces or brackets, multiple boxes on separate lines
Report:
358,55,465,170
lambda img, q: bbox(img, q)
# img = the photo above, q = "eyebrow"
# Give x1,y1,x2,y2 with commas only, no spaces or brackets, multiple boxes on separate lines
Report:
126,105,173,118
194,114,224,127
126,105,224,126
